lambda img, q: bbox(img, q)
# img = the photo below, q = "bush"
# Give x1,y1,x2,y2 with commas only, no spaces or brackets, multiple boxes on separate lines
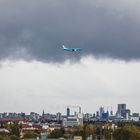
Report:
23,131,40,139
9,135,19,140
0,136,10,140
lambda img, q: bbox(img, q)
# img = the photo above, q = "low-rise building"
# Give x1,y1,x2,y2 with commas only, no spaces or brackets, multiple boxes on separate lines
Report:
131,113,139,122
63,115,83,127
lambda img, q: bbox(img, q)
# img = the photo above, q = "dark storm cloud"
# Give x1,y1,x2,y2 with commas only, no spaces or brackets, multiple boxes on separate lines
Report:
0,0,140,62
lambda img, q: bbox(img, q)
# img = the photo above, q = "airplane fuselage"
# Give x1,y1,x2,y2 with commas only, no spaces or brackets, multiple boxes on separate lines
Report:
62,45,81,52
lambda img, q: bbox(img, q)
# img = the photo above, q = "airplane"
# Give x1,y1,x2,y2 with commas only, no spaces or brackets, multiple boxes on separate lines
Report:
62,45,82,52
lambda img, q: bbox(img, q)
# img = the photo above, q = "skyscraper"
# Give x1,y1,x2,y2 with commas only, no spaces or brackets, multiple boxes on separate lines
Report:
67,107,70,117
99,107,104,117
116,104,126,118
110,107,113,116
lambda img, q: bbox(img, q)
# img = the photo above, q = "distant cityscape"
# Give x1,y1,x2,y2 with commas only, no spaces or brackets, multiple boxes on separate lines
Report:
0,103,139,127
0,103,140,140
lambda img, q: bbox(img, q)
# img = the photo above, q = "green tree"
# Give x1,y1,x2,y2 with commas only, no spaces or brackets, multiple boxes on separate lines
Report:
23,131,41,139
48,129,64,138
10,122,20,137
0,136,5,140
63,132,71,139
9,135,19,140
113,125,140,140
73,125,84,136
63,128,73,138
0,136,10,140
83,124,96,140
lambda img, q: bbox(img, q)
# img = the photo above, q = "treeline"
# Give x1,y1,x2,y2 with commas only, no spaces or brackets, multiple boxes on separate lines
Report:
113,125,140,140
0,122,140,140
0,122,40,140
0,122,20,140
48,123,140,140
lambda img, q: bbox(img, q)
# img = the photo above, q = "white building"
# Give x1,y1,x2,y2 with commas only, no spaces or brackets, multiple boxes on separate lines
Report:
63,115,83,127
131,116,139,122
131,113,139,122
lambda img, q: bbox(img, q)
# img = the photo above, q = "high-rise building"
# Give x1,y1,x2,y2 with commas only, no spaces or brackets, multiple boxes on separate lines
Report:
96,111,99,117
41,110,45,122
101,112,109,120
110,107,113,116
30,112,40,121
123,109,131,119
116,104,131,120
116,104,126,117
99,107,104,117
56,112,61,121
67,107,70,117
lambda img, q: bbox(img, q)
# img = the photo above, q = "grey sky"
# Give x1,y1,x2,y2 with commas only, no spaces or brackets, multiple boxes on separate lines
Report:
0,0,140,114
0,58,140,114
0,0,140,62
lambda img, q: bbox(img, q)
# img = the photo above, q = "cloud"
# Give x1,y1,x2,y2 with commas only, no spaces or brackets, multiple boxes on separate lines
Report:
0,0,140,62
0,57,140,113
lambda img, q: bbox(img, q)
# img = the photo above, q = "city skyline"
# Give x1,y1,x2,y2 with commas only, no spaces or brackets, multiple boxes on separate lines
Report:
0,102,139,115
0,103,139,125
0,1,140,114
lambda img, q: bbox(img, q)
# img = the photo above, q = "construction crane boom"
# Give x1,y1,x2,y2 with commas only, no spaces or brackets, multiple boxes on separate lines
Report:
67,105,81,113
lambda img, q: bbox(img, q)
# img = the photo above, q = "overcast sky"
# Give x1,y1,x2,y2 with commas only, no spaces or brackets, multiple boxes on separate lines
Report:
0,0,140,114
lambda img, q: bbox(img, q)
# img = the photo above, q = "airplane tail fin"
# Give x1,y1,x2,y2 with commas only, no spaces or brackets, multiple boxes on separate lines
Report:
62,45,66,49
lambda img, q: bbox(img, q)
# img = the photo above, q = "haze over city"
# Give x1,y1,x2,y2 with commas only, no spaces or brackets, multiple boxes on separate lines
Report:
0,0,140,114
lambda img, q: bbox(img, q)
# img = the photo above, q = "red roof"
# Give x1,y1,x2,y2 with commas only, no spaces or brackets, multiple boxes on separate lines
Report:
0,118,28,122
